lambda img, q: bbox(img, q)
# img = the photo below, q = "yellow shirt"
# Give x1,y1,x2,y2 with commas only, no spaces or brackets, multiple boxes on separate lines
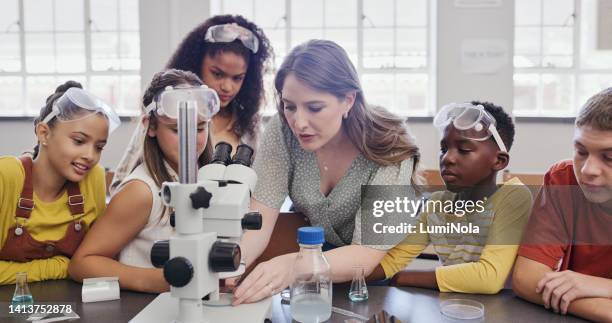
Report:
0,156,106,285
380,177,533,294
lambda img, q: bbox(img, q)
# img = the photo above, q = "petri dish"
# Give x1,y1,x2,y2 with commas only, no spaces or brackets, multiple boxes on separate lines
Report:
202,293,233,307
440,299,484,320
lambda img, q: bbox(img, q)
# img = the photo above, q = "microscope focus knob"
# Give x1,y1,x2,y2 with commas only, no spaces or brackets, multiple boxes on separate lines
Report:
163,257,193,287
209,241,241,272
242,212,262,230
190,187,212,209
150,240,170,268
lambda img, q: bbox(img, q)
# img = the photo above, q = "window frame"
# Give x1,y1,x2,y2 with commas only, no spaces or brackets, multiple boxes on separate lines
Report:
514,0,612,118
214,0,433,117
0,0,141,117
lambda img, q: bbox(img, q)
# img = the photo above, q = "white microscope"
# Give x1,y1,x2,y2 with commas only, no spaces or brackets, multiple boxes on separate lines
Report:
131,101,272,323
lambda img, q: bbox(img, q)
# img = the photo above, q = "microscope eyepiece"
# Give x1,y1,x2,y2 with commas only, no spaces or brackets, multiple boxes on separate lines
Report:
210,142,233,165
231,144,254,167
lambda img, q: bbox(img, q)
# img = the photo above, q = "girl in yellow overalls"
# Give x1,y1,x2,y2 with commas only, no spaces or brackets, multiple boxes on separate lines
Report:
0,81,119,284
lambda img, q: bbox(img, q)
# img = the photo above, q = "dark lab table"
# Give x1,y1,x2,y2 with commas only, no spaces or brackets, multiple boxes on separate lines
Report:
0,280,588,322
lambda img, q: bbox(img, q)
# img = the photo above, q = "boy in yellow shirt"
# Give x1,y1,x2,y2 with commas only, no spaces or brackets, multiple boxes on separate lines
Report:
369,101,532,294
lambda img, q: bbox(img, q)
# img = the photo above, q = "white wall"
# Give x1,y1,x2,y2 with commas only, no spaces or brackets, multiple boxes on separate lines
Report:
139,0,211,91
436,0,514,109
0,0,578,174
426,0,576,173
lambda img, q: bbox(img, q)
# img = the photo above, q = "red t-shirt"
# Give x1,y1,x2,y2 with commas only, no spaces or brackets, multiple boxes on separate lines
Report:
518,160,612,278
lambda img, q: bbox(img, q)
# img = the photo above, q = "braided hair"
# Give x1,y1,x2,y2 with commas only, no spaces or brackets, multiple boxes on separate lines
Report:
32,80,83,158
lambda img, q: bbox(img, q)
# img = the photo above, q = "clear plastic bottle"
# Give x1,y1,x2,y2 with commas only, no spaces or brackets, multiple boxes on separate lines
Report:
290,227,332,323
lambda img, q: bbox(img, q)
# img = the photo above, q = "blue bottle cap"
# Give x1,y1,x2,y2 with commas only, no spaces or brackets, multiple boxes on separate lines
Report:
297,227,325,245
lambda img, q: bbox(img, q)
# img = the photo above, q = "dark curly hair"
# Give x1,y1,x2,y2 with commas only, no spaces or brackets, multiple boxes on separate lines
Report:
32,80,84,158
471,100,515,151
165,14,272,140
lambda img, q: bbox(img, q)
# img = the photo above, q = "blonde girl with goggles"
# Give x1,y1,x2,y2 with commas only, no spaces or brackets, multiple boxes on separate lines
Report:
68,69,223,293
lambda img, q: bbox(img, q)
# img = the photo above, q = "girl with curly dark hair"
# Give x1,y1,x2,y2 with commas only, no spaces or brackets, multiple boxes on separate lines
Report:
111,15,272,191
166,14,272,149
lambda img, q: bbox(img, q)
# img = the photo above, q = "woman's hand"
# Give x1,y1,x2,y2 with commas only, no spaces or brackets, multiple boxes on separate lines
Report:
232,253,296,305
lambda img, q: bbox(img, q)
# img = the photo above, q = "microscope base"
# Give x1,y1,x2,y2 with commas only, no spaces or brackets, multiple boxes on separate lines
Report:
130,292,272,323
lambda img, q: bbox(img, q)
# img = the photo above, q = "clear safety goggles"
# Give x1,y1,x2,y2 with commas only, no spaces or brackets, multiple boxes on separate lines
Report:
204,23,259,54
144,85,220,121
42,87,120,133
433,103,508,152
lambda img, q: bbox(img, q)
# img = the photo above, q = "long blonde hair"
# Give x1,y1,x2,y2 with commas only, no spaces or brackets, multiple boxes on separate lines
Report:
274,40,420,178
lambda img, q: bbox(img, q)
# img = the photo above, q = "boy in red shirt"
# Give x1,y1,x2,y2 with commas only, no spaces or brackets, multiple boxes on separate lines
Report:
513,88,612,322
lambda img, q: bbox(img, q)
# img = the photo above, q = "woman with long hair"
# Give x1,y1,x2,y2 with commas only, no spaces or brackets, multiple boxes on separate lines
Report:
232,39,421,304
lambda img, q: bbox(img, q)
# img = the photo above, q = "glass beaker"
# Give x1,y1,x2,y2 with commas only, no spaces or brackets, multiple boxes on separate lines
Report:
348,266,368,302
12,272,34,306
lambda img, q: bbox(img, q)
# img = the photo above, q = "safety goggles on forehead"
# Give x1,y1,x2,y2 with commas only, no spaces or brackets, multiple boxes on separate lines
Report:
204,23,259,54
433,103,508,152
42,87,120,133
144,85,220,121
